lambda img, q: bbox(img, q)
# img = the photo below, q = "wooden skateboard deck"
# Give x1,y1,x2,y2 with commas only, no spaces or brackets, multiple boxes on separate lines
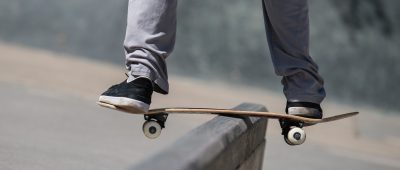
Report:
97,101,358,145
97,101,358,125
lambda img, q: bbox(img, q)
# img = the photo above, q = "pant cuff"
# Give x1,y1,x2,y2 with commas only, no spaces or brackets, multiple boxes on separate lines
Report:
128,63,169,94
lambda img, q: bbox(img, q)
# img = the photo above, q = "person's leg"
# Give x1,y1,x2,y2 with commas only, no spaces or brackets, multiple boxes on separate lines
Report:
99,0,177,112
262,0,325,117
124,0,177,94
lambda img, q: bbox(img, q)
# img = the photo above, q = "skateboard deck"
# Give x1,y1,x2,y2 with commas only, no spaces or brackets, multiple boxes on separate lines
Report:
97,101,358,125
97,101,358,145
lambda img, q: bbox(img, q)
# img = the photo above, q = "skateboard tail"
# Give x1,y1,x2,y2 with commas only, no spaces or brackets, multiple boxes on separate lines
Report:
320,112,359,123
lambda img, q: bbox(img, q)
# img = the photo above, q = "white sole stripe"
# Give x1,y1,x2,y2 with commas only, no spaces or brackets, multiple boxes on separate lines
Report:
98,96,150,112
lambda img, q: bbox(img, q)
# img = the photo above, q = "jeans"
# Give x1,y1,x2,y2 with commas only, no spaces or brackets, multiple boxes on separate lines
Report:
123,0,326,104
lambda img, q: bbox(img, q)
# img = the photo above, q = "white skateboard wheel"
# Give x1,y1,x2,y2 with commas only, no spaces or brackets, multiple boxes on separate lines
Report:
286,127,306,145
142,121,162,139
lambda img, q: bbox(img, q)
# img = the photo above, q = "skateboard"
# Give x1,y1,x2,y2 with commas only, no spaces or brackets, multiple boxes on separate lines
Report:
97,102,358,145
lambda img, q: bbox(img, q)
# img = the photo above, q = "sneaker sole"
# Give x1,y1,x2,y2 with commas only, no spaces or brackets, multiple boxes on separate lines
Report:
98,95,150,113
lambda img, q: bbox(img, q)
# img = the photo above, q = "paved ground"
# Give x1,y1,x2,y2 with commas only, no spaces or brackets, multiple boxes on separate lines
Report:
1,42,400,170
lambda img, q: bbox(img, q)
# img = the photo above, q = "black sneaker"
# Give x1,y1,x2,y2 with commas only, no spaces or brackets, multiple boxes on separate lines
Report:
285,102,323,119
98,78,153,113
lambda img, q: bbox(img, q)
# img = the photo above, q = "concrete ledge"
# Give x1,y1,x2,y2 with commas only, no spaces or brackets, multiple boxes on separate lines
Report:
133,103,268,170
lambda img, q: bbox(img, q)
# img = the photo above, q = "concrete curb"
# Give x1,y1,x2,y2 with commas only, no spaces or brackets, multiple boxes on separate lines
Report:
133,103,268,170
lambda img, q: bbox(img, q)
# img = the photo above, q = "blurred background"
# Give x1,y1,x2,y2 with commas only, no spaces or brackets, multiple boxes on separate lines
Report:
0,0,399,170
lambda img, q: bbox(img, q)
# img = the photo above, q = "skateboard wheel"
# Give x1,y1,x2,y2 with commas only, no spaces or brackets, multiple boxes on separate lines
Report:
142,121,162,139
284,136,295,146
285,127,306,145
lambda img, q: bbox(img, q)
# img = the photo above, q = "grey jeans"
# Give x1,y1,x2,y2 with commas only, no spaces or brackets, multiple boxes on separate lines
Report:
124,0,326,104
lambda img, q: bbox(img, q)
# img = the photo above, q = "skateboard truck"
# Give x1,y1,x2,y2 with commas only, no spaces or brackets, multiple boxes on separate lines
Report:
280,120,306,145
142,113,169,139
